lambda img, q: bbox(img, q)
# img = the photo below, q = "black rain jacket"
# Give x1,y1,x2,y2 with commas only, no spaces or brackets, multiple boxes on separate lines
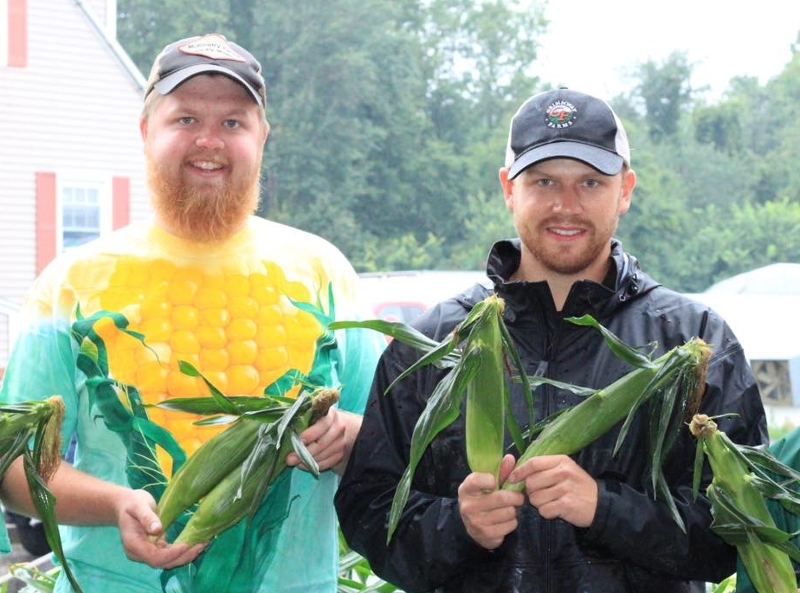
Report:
335,239,768,593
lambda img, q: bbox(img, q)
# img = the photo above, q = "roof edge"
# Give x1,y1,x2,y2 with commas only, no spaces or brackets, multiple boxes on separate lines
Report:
74,0,146,91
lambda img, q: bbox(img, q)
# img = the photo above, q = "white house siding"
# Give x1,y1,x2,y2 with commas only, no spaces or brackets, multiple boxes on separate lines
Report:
0,0,151,366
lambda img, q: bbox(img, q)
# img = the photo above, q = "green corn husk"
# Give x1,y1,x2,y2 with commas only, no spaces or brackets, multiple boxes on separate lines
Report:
464,296,508,480
156,417,262,533
0,396,86,593
503,332,711,489
0,397,63,482
159,385,340,546
690,414,800,593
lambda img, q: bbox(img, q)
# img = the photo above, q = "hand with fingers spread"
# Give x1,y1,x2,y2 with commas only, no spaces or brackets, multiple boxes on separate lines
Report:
506,454,598,528
458,454,525,549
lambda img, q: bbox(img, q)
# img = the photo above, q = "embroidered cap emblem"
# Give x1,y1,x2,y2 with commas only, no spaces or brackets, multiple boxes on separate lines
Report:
179,34,246,62
545,100,577,129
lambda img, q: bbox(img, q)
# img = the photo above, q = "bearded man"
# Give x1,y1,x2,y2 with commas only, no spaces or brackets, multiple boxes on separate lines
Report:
0,34,381,593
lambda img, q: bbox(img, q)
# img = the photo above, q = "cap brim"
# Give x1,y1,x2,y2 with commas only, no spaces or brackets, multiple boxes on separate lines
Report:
508,142,624,179
153,64,263,107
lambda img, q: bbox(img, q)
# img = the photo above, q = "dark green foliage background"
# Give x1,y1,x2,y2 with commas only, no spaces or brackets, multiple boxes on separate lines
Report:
118,1,800,292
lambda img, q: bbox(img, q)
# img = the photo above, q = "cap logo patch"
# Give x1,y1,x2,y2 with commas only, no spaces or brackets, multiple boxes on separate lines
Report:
545,100,577,129
178,34,246,62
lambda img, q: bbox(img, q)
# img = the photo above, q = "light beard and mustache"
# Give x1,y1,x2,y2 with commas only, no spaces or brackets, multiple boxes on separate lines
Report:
146,153,262,242
521,215,620,276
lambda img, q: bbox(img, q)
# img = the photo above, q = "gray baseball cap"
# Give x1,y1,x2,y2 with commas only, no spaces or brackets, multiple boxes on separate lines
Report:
144,34,266,109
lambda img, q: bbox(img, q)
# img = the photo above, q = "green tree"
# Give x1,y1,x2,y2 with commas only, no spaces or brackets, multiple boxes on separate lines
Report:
117,0,233,72
116,0,800,286
635,52,694,142
678,198,800,290
117,0,547,271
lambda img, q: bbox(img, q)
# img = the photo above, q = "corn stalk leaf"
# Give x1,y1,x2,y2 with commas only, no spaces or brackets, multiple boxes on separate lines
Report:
497,318,536,446
241,391,314,518
329,319,443,353
740,445,800,482
178,360,241,416
692,438,705,501
154,395,289,417
654,467,685,532
385,332,461,393
525,376,597,397
566,315,657,369
23,447,84,593
749,475,800,516
0,430,30,480
709,485,800,562
290,430,319,477
387,358,477,542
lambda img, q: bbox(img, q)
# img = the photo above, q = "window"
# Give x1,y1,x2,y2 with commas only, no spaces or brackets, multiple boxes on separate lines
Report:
56,176,112,251
36,172,129,272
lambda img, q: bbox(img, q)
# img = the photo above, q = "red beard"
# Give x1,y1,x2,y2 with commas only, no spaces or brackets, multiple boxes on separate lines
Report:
146,154,261,242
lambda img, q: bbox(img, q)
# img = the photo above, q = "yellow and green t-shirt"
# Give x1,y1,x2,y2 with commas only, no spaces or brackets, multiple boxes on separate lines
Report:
0,216,382,593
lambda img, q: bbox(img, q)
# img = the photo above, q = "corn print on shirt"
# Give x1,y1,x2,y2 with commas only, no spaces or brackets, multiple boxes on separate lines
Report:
0,216,382,593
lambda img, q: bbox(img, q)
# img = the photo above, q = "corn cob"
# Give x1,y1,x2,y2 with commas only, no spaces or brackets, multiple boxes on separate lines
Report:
156,417,261,532
332,294,534,542
164,387,340,546
464,296,507,480
0,396,87,593
503,336,711,490
690,414,798,593
0,396,64,482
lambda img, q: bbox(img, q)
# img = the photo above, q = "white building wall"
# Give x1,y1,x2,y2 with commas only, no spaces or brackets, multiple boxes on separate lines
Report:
0,0,150,365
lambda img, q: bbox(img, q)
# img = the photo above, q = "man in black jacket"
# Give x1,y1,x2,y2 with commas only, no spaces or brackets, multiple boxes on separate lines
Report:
334,88,768,592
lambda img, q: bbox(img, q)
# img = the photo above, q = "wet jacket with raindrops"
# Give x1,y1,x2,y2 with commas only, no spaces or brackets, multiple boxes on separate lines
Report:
335,238,768,593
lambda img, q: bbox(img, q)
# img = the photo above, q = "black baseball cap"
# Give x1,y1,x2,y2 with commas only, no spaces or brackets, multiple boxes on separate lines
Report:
144,34,266,109
505,88,630,179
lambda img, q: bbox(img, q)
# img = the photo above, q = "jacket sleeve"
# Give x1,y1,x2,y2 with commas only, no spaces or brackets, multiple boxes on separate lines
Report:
334,343,494,592
582,322,768,584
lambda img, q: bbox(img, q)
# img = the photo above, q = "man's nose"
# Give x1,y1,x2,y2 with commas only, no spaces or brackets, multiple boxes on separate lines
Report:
553,188,581,213
196,126,224,150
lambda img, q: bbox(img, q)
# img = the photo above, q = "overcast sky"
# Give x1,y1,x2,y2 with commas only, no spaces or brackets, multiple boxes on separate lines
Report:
533,1,800,101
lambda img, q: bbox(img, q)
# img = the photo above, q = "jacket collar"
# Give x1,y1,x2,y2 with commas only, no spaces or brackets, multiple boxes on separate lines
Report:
484,238,657,320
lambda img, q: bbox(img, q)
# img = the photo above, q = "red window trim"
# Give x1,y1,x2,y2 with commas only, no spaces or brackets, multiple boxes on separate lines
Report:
7,0,27,68
112,176,130,229
35,172,57,274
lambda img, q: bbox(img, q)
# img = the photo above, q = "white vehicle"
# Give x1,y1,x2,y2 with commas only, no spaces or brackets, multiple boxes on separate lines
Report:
358,270,490,324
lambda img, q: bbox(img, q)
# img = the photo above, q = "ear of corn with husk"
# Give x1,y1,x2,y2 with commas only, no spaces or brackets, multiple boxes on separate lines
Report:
330,295,711,541
154,361,340,545
0,396,86,593
690,414,800,593
334,294,534,542
71,290,342,548
502,315,711,533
